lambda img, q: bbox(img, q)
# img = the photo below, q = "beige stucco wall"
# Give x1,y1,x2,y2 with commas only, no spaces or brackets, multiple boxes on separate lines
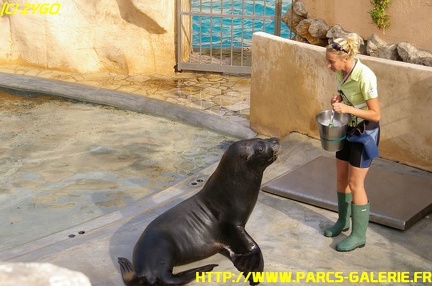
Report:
301,0,432,51
250,32,432,172
0,0,177,75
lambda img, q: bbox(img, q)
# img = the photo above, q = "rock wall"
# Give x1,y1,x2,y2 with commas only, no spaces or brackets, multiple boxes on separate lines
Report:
301,0,432,52
0,0,176,75
283,0,432,67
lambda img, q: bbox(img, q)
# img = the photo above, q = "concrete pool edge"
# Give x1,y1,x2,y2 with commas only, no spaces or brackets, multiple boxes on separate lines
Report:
0,72,256,140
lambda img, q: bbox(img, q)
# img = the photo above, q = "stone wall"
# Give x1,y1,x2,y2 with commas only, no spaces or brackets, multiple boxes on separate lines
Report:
0,0,176,75
250,32,432,172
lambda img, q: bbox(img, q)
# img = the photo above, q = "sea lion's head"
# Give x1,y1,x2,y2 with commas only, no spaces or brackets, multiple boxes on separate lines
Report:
223,137,280,172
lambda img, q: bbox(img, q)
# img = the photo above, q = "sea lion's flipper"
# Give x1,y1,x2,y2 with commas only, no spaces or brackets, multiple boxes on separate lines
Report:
118,257,148,286
232,246,263,271
219,227,264,285
232,247,263,285
172,263,218,282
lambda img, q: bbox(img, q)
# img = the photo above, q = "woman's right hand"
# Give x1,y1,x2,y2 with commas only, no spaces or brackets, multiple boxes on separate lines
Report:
331,94,341,105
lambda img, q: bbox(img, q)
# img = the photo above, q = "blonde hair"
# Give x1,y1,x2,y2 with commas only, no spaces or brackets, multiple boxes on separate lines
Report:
327,33,364,58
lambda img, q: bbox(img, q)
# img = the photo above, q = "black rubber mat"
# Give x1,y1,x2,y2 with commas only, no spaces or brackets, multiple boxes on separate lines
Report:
262,156,432,230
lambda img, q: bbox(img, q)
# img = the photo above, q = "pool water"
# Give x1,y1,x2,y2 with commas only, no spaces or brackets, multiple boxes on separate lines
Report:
0,91,234,251
192,0,292,48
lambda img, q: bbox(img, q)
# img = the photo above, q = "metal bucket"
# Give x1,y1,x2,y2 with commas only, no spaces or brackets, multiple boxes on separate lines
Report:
316,110,351,152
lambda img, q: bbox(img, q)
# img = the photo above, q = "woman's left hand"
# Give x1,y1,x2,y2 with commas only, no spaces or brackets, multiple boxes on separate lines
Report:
332,99,380,122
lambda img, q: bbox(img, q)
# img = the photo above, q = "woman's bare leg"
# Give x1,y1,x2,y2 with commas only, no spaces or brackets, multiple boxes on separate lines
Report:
347,165,369,205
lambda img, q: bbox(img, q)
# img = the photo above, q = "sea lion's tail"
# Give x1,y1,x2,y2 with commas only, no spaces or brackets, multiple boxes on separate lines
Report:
118,257,148,286
118,257,217,285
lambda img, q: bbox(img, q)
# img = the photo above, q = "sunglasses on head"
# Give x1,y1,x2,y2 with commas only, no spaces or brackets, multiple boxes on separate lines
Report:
330,41,348,54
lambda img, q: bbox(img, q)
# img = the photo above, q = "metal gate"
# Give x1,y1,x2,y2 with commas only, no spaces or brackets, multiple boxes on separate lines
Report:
176,0,283,74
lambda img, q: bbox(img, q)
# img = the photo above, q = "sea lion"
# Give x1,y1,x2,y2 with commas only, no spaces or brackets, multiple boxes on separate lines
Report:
118,137,280,286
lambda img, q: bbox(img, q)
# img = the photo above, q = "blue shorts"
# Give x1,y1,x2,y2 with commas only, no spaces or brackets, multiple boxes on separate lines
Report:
336,121,380,168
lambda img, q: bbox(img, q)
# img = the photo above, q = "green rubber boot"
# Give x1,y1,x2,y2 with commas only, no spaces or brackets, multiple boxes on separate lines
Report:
324,192,352,237
336,203,370,252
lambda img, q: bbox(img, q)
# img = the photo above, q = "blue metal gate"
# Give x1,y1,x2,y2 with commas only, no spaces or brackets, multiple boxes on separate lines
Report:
177,0,284,74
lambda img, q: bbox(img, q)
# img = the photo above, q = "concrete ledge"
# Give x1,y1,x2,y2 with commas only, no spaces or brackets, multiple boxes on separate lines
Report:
0,72,256,140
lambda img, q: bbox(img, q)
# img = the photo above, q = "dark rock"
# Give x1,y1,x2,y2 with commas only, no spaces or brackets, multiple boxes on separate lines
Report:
397,42,432,66
326,25,351,40
282,0,308,31
366,34,401,61
294,34,309,43
296,19,328,46
282,10,306,31
292,0,308,17
308,18,330,39
295,19,312,37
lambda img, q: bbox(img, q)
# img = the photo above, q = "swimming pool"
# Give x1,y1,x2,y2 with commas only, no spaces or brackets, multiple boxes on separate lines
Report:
192,0,292,48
